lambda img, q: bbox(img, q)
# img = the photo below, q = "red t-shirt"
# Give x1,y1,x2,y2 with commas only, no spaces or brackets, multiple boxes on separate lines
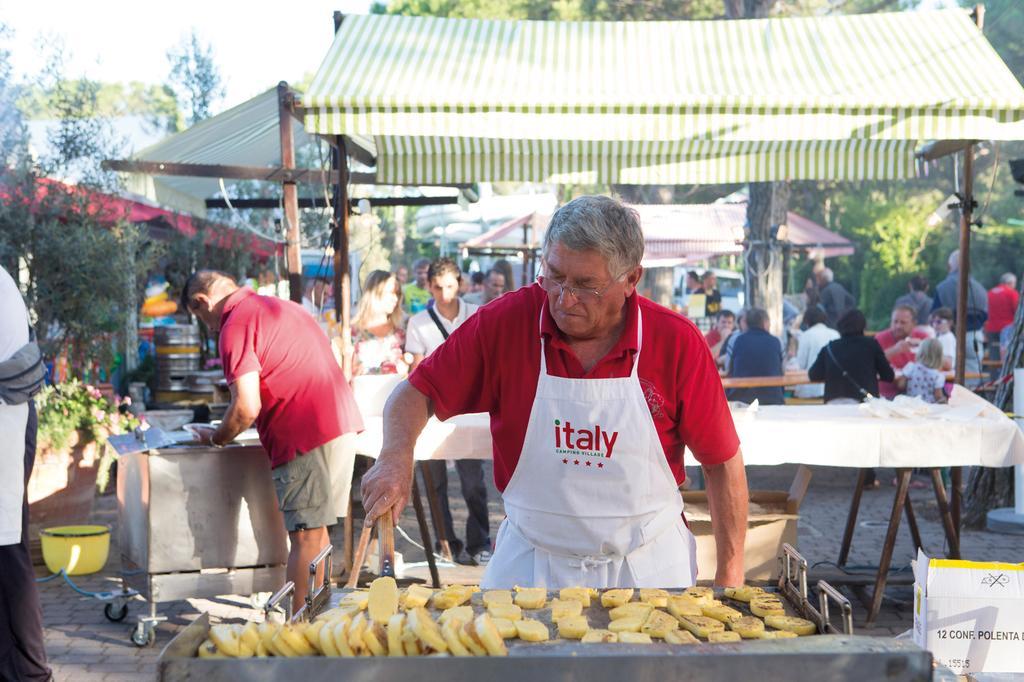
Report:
219,288,364,468
704,328,722,348
408,284,740,492
986,284,1019,333
875,327,930,399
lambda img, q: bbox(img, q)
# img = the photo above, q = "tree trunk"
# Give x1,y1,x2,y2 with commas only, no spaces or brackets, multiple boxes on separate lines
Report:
643,267,675,308
963,282,1024,527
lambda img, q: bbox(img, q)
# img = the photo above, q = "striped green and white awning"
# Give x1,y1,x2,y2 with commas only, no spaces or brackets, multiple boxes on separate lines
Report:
304,10,1024,184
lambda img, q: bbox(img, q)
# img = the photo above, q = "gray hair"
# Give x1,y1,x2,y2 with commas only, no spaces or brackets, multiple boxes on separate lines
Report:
820,267,835,283
542,195,644,277
948,249,960,272
1000,272,1017,287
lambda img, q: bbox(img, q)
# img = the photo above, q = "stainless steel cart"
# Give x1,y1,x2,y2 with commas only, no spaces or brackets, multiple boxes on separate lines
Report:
114,444,288,646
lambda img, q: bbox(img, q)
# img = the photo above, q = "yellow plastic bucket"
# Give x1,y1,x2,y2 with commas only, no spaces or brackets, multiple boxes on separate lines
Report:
39,525,110,575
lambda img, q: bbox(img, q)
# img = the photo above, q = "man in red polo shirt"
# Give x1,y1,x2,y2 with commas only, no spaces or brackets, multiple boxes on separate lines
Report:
875,304,931,399
986,273,1019,360
362,195,748,589
183,271,363,611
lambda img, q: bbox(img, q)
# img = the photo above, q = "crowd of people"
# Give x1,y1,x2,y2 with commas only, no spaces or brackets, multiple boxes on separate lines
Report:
704,249,1020,409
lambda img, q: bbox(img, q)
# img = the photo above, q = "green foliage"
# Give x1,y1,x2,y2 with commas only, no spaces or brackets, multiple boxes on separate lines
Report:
36,380,139,452
372,0,721,19
167,30,225,127
18,81,181,131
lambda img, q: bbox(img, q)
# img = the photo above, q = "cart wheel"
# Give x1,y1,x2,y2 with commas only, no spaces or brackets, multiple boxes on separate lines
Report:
104,602,128,622
131,624,156,648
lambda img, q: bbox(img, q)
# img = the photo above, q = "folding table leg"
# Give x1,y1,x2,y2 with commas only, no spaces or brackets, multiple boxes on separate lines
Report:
838,469,867,567
951,467,962,540
930,468,961,559
867,468,911,626
417,462,454,562
904,495,924,555
410,470,442,588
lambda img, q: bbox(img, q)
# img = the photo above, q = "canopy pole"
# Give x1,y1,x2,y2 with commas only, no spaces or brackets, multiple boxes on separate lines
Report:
334,135,352,378
278,81,302,303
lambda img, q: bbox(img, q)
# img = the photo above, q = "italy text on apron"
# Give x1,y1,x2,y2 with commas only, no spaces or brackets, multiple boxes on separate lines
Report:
482,307,696,589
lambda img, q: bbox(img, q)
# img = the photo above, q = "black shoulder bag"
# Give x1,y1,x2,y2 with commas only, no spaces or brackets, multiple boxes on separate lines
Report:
427,307,450,341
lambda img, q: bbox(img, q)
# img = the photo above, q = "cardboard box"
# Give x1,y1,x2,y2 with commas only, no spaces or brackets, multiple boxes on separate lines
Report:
683,465,810,582
913,550,1024,675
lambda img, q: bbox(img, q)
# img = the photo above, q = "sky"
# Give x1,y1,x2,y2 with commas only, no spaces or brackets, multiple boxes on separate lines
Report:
2,0,373,113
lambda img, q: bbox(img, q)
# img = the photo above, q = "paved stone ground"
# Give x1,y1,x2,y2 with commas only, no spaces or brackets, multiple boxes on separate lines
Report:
35,461,1023,680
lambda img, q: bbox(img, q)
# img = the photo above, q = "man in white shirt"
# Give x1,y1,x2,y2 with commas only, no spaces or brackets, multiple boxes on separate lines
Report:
405,258,491,565
793,306,840,400
0,265,51,681
462,268,506,307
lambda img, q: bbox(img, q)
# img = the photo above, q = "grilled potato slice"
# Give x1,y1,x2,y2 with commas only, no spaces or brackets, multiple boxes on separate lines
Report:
702,604,744,624
486,603,523,621
559,587,597,607
209,624,242,657
728,616,765,639
338,591,370,611
678,615,726,639
708,631,742,643
401,584,434,609
346,613,368,655
557,615,590,640
549,598,583,622
483,590,513,607
515,618,550,642
764,615,817,636
401,621,422,656
759,630,798,640
749,598,786,618
640,609,680,638
581,629,617,643
441,618,471,657
408,607,448,653
459,621,487,656
303,620,327,654
438,606,475,626
723,585,766,603
386,614,405,657
431,585,476,610
638,588,670,608
368,576,400,622
601,588,634,608
491,617,519,639
197,638,225,658
609,602,653,621
607,616,643,633
664,629,700,645
666,595,704,619
513,587,547,610
362,621,388,656
618,632,653,644
330,620,355,657
683,586,715,604
474,614,509,656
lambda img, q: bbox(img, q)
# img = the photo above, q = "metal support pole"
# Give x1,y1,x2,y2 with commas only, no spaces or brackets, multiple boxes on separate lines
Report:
278,81,302,303
952,144,974,534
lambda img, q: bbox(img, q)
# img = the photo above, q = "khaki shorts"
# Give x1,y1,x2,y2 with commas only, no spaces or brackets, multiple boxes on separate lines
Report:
271,433,356,532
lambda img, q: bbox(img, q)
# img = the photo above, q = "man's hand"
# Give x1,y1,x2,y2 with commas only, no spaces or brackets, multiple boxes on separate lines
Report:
360,455,413,524
189,424,218,445
360,380,434,524
702,449,748,587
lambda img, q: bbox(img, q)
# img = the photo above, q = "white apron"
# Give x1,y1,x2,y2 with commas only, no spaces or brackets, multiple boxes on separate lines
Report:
482,308,697,589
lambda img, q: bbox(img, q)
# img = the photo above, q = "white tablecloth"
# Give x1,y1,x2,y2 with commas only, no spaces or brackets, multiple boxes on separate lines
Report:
352,381,1024,469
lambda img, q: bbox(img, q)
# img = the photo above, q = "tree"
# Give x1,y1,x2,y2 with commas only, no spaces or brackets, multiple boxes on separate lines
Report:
167,30,225,128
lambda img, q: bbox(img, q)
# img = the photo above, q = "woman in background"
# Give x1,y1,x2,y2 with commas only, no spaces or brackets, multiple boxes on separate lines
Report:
349,270,410,378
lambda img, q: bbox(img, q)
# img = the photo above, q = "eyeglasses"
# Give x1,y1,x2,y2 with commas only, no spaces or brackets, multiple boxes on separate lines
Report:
535,273,621,303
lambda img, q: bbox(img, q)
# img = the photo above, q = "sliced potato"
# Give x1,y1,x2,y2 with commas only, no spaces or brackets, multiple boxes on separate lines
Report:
607,616,643,633
609,602,653,621
473,614,509,656
549,598,583,622
702,604,744,624
441,618,471,657
557,615,590,640
601,588,634,608
750,599,786,618
438,606,475,626
683,586,715,604
640,610,680,638
559,587,597,607
678,615,726,639
708,631,742,643
362,621,388,656
515,618,550,642
408,607,447,653
491,617,519,639
617,632,653,644
666,595,704,619
513,587,547,610
386,614,405,657
664,629,700,645
764,615,817,636
368,576,400,622
401,584,434,609
638,588,670,608
482,590,513,607
723,585,766,603
459,621,487,656
759,630,798,640
338,591,370,611
487,603,523,621
581,628,617,643
729,616,766,639
432,585,475,610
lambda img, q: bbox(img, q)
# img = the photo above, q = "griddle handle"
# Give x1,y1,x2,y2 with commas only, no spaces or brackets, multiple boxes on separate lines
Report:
817,579,854,635
377,513,396,578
